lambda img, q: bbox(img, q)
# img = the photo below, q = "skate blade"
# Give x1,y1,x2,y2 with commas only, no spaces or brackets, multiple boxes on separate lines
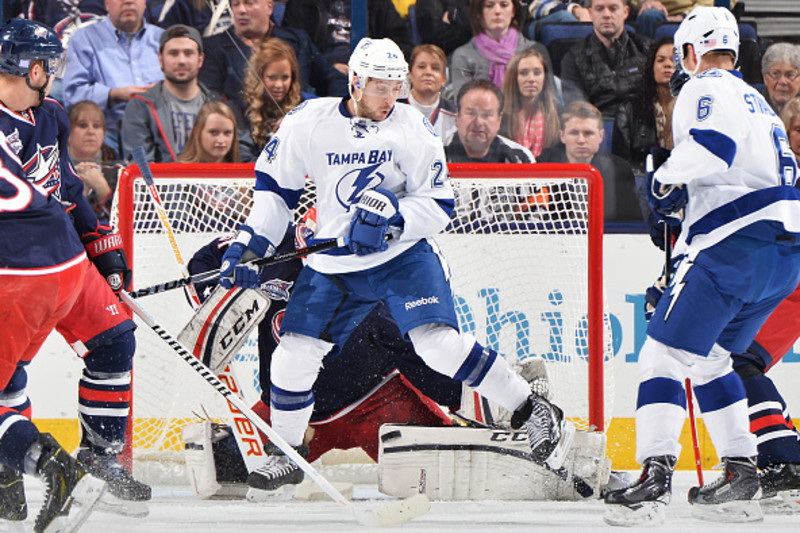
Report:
354,493,430,527
690,499,763,523
761,489,800,515
44,475,106,533
245,484,297,503
544,420,576,471
603,501,666,526
92,490,149,517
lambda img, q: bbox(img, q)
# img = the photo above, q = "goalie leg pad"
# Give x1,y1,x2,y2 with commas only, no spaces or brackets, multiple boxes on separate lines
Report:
378,424,609,501
182,421,222,499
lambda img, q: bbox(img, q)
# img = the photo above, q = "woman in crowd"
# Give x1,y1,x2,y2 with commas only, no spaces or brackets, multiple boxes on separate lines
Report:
243,38,309,150
178,101,241,163
501,46,560,158
780,96,800,163
68,101,123,224
449,0,535,98
399,44,457,143
612,37,675,177
761,42,800,115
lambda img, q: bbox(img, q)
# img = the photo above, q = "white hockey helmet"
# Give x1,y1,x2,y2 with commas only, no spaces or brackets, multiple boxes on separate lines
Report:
674,6,739,75
348,37,408,91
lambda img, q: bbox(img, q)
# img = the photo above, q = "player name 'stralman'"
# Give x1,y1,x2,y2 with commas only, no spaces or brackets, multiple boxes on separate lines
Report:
325,149,393,165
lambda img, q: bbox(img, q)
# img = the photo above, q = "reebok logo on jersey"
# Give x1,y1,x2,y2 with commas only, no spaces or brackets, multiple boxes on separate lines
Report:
405,296,439,310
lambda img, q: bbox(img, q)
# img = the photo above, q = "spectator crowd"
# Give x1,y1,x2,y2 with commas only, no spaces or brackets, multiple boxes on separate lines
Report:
7,0,800,225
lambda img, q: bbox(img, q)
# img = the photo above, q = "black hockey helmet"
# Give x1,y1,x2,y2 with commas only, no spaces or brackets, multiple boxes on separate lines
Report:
0,19,64,78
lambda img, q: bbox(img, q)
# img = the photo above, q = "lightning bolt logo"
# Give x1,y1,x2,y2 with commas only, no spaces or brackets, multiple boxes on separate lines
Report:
663,254,693,322
336,162,385,207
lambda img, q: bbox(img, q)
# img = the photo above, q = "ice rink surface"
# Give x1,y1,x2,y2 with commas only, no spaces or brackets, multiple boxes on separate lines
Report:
8,471,799,532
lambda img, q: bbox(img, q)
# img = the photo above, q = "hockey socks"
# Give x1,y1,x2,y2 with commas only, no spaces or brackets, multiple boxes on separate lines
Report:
78,369,131,454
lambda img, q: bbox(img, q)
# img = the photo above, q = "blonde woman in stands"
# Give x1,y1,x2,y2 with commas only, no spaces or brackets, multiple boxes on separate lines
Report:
780,96,800,163
178,101,241,163
400,44,457,144
448,0,536,98
243,38,308,150
501,46,560,158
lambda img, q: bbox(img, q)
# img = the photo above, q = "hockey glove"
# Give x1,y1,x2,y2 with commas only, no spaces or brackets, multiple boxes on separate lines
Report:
81,225,131,293
669,67,690,97
644,273,669,321
219,225,274,290
646,148,686,226
347,188,403,256
647,212,681,251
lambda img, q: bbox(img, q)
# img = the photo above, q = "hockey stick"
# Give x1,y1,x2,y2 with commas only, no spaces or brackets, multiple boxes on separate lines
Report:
127,236,347,299
119,291,430,526
131,146,202,308
665,225,704,485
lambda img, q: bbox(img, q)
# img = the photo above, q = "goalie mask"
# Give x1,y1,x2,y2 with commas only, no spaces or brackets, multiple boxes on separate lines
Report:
348,37,409,100
673,6,739,77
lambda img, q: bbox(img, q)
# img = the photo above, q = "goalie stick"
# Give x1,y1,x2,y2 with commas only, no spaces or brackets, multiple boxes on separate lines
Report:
127,237,347,299
119,291,430,526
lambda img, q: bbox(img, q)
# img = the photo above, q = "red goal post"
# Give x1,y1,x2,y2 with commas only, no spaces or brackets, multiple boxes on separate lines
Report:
113,162,609,473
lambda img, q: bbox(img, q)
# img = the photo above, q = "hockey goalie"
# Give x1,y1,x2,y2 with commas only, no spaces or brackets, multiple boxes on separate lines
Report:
178,227,614,502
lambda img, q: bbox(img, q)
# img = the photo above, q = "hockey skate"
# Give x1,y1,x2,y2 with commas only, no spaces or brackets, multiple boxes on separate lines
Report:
76,447,151,517
688,456,763,522
510,393,575,470
30,433,106,533
760,463,800,514
0,466,26,521
246,442,309,500
603,455,675,527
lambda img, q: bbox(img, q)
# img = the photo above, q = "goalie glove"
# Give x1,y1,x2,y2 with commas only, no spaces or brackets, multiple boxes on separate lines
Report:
81,225,131,292
219,225,274,290
646,148,686,226
347,188,403,256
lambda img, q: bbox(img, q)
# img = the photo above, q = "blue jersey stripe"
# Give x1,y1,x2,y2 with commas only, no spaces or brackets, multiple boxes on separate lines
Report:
693,372,746,413
636,377,686,410
686,186,800,243
690,128,737,167
255,169,304,210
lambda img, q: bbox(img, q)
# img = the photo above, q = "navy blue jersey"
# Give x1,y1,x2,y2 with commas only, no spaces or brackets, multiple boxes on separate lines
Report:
0,132,85,271
0,99,99,236
188,227,461,420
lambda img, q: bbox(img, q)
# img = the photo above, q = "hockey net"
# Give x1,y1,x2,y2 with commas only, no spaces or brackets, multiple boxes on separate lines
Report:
111,162,613,484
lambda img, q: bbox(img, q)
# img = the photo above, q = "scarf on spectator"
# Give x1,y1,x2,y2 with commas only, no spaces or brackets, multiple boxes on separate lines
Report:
474,27,519,89
516,108,545,157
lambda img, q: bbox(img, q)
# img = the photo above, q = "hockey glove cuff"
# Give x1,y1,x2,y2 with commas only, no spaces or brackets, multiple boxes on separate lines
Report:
347,189,403,256
81,225,131,293
219,225,274,290
646,149,686,226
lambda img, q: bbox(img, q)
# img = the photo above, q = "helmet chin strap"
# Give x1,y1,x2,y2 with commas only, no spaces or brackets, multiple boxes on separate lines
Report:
24,71,50,106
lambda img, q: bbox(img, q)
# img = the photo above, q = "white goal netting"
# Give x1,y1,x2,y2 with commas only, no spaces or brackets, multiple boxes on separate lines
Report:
111,164,613,483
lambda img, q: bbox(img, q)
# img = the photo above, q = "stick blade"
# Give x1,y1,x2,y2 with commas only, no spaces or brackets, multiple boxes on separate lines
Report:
355,493,430,527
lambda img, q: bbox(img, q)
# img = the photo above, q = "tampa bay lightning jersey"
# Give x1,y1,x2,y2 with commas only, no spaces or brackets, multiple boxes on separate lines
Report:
247,97,454,274
0,130,85,271
655,69,800,254
0,98,99,236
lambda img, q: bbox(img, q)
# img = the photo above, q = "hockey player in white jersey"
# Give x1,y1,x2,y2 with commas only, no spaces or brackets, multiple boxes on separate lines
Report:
218,37,575,492
604,6,800,526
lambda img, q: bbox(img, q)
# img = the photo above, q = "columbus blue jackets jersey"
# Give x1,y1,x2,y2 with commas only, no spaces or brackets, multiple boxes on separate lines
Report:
0,131,85,272
0,98,99,237
655,69,800,254
247,97,454,274
188,227,461,419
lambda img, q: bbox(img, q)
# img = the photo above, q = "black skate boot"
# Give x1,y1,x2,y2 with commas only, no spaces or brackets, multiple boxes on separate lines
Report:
0,466,26,521
510,393,575,470
760,463,800,498
603,455,676,526
688,456,763,522
76,447,151,502
246,441,309,492
26,433,106,533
